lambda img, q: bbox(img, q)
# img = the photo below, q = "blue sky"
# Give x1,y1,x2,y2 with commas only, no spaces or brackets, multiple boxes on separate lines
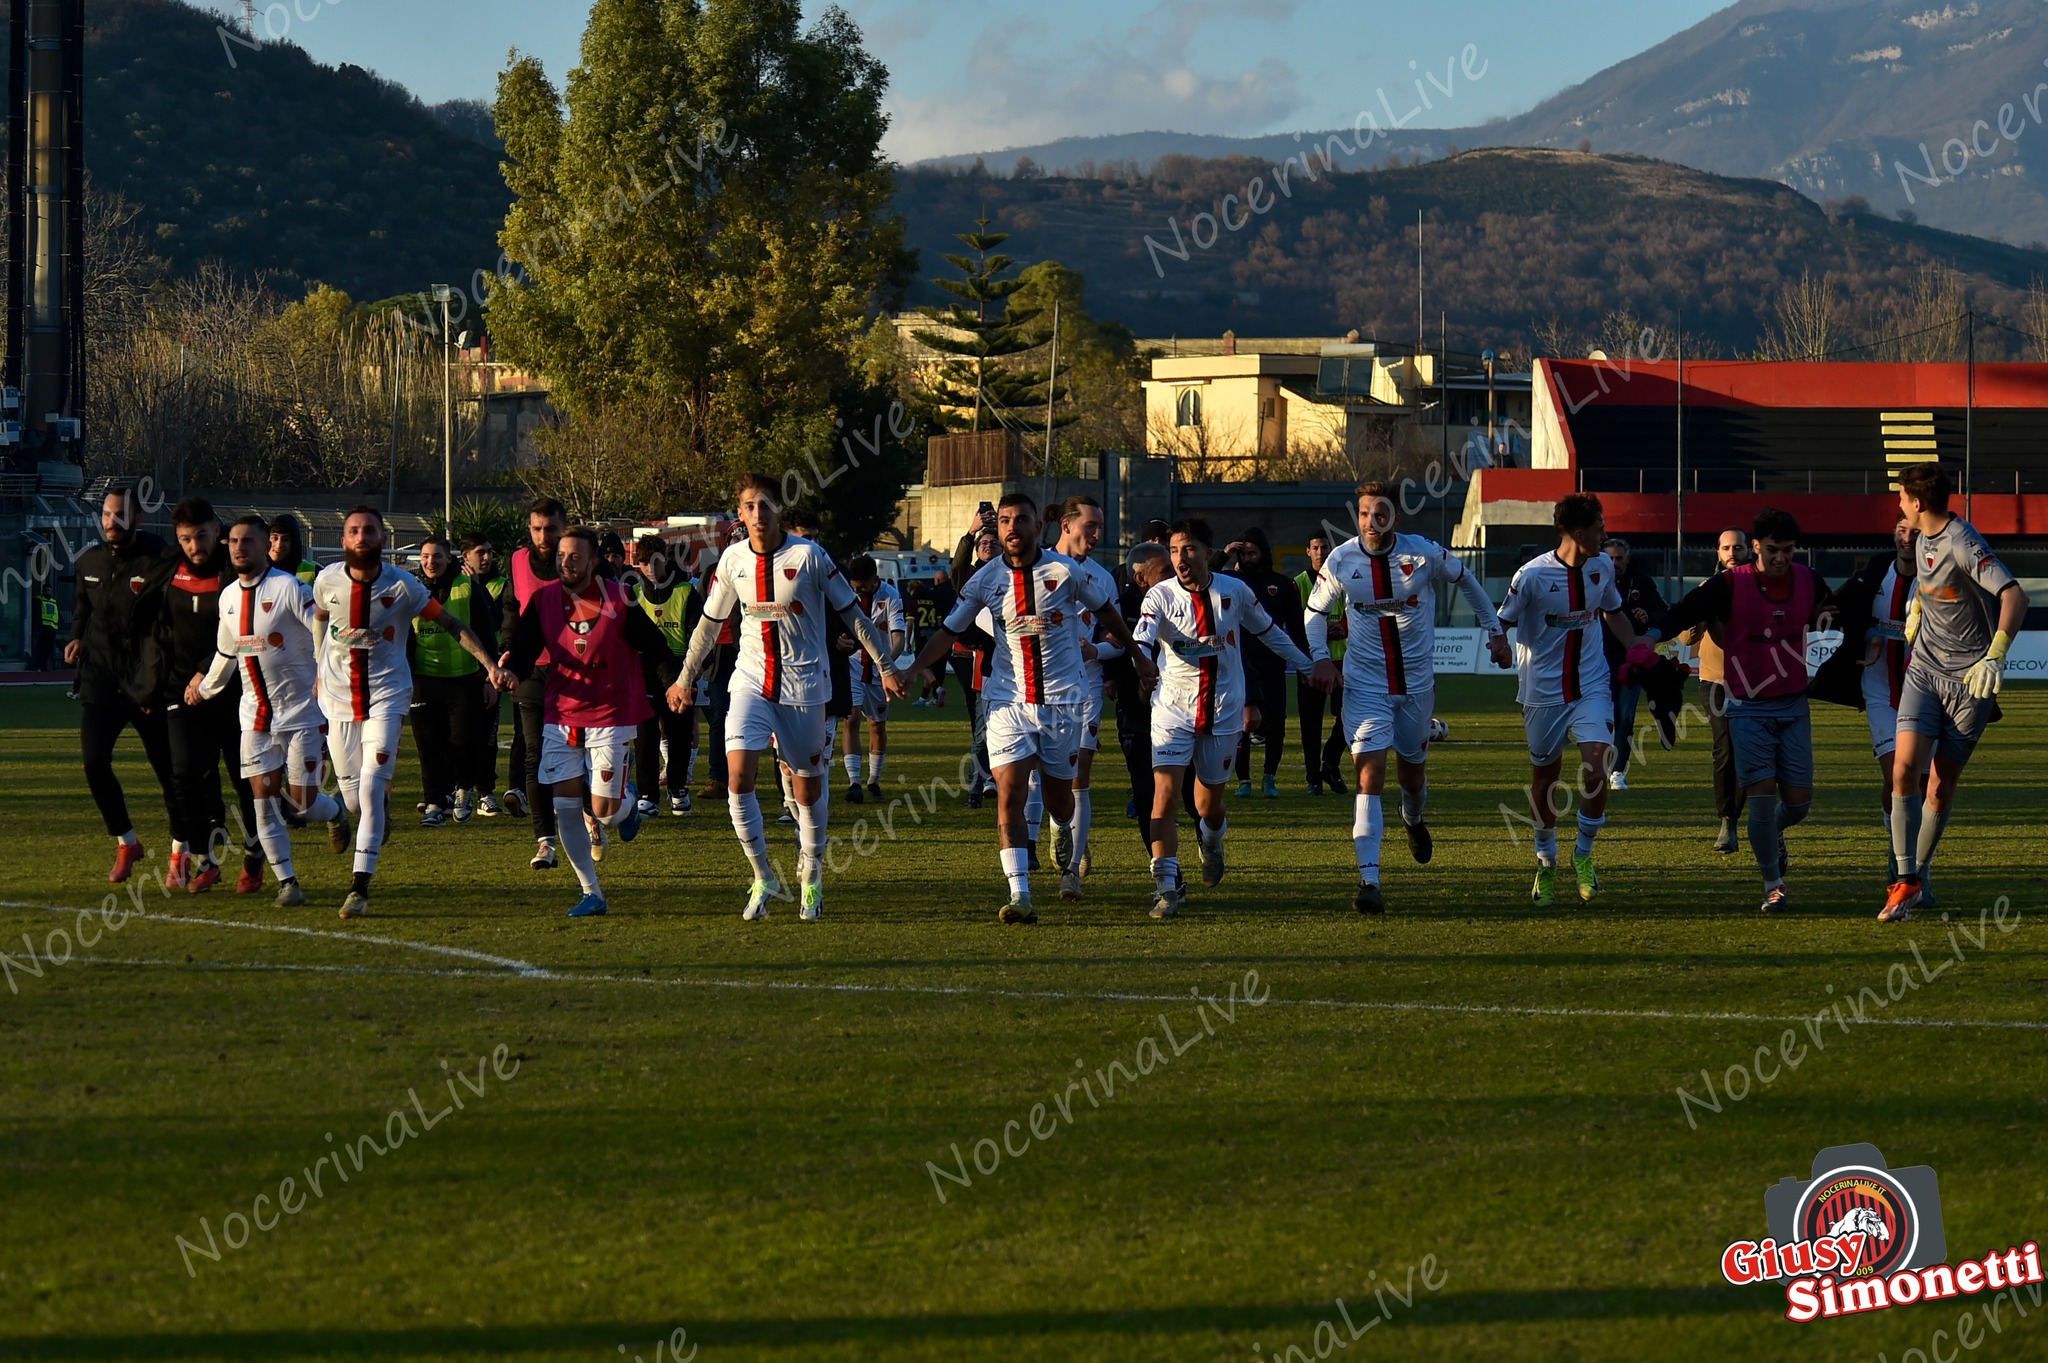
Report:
239,0,1732,161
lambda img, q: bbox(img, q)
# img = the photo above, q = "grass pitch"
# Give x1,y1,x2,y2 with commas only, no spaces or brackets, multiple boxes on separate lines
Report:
2,678,2045,1363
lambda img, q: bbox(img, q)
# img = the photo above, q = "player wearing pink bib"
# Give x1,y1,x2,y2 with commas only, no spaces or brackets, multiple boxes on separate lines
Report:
502,526,675,917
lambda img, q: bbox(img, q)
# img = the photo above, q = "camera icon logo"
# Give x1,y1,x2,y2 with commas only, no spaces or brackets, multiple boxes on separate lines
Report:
1765,1143,1946,1277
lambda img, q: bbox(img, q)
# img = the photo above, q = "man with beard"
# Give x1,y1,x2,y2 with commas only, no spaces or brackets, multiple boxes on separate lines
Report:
504,498,567,865
188,515,351,906
408,534,498,827
67,484,179,884
900,494,1150,920
313,507,510,919
502,526,675,917
1222,526,1306,798
149,497,263,894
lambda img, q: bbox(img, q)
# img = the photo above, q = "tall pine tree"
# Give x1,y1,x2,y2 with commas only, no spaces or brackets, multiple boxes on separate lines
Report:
912,218,1056,434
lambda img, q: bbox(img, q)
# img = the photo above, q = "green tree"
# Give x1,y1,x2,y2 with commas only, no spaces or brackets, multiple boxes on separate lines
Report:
1006,261,1144,465
487,0,910,504
912,217,1053,434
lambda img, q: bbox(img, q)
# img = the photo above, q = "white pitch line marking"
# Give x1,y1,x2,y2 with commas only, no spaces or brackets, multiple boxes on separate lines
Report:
7,899,2040,1032
1,900,554,978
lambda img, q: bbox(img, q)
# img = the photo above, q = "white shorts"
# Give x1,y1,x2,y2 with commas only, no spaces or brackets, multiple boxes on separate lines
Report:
328,711,405,789
1079,684,1106,753
986,701,1085,781
241,723,326,784
1344,685,1436,762
538,723,633,799
1151,706,1238,786
850,674,890,724
1862,674,1900,759
1523,693,1614,766
727,691,831,777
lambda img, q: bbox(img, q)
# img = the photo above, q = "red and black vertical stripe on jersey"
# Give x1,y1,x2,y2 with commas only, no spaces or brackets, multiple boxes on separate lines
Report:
1368,553,1407,696
348,576,370,720
755,551,780,701
1190,587,1218,733
567,726,585,749
1561,563,1586,703
239,583,272,732
1012,566,1044,703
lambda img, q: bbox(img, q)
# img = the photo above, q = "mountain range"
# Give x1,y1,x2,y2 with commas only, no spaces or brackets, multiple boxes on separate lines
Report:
918,0,2048,248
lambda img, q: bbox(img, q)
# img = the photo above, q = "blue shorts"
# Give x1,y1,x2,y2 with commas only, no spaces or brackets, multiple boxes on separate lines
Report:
1725,693,1814,790
1897,667,1993,764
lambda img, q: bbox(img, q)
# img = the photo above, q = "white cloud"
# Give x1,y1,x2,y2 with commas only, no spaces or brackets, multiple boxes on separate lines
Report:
881,0,1301,161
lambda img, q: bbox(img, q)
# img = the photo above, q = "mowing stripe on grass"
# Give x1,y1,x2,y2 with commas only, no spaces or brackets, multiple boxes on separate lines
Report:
12,898,2044,1033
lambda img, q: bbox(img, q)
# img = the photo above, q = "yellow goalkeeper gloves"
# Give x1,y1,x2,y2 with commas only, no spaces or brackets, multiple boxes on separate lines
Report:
1964,630,2012,700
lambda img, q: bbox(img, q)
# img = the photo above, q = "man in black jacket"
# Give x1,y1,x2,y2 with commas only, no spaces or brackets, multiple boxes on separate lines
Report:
67,484,180,884
1600,537,1669,789
1222,525,1305,797
148,496,262,894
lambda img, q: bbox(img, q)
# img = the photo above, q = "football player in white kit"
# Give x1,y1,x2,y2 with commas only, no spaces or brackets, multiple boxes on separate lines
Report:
1306,482,1511,914
186,515,352,908
841,555,906,804
899,493,1152,922
313,507,510,919
1133,517,1315,919
1050,494,1122,880
669,474,903,921
1495,493,1646,907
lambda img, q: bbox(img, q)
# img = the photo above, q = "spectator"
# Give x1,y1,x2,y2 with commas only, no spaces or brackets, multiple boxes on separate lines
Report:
629,534,699,816
1294,533,1349,794
1220,525,1306,798
950,502,999,591
31,578,59,672
913,567,956,706
408,534,499,826
1681,526,1752,851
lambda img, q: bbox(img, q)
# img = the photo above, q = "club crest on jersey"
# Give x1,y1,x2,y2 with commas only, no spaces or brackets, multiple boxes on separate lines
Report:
1400,560,1416,576
1590,571,1601,585
375,751,390,764
128,574,147,593
783,567,798,581
380,592,399,607
262,600,274,612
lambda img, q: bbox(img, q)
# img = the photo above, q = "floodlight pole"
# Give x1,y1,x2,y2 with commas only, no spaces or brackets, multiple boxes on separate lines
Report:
434,284,454,529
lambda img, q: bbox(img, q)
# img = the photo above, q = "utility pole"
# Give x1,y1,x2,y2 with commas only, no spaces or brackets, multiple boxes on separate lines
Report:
1041,298,1059,514
1965,307,1975,520
385,316,402,515
433,285,455,528
1440,310,1450,547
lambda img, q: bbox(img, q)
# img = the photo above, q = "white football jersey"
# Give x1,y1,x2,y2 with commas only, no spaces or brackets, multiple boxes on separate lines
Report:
1135,574,1306,732
1309,533,1494,697
702,533,854,706
1864,561,1913,712
1067,555,1123,690
313,562,437,721
1497,550,1623,705
854,580,906,684
944,548,1113,707
201,567,321,733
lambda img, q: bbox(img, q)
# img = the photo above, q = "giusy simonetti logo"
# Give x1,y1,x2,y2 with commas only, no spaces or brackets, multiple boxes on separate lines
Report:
1722,1144,2042,1322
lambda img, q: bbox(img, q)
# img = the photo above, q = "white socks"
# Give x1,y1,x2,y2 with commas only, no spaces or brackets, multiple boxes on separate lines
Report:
1025,773,1043,844
254,796,294,882
795,798,827,887
1151,855,1179,895
728,791,772,881
1353,794,1383,884
1000,846,1030,897
1074,788,1093,862
1400,782,1427,827
299,791,341,824
353,781,387,875
869,751,886,783
1199,815,1227,850
117,829,139,846
1575,812,1605,857
1535,827,1559,867
844,753,863,784
553,797,599,895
